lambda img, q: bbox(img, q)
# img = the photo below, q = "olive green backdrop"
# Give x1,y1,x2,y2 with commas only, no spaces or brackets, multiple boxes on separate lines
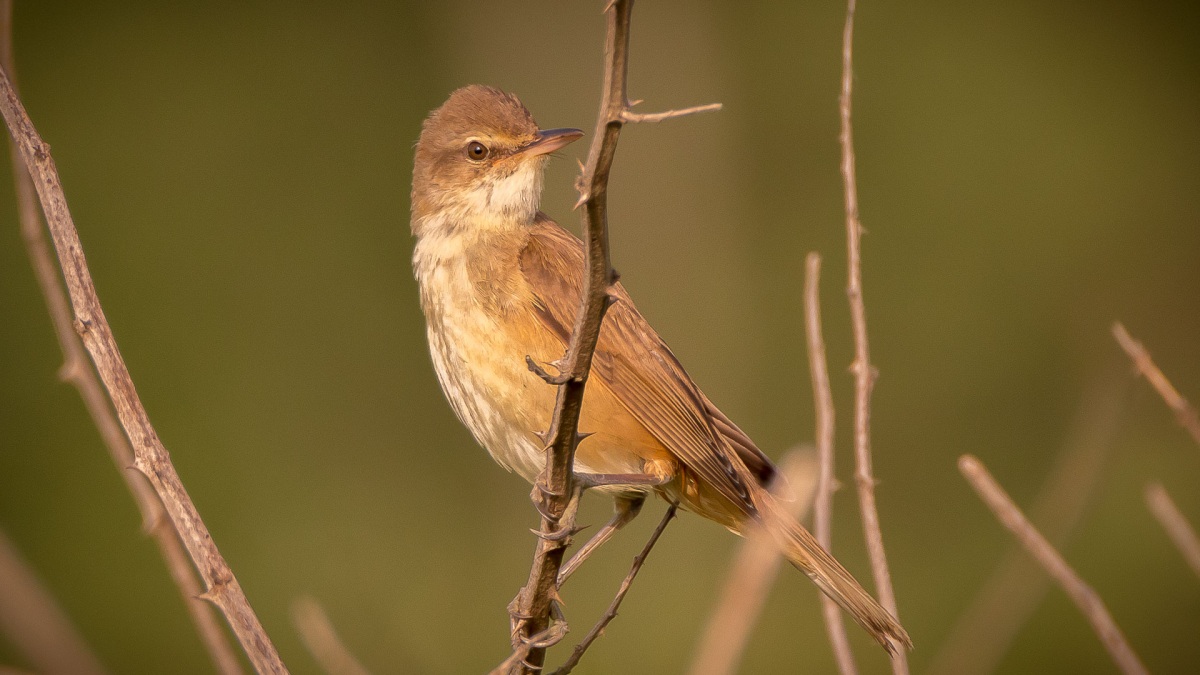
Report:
1,1,1198,673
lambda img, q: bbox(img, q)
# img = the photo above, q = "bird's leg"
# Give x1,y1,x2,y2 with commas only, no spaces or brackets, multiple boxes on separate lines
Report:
558,493,646,587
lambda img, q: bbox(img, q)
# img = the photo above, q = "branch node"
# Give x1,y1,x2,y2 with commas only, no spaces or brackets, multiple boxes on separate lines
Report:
526,355,569,385
56,358,85,384
72,316,92,336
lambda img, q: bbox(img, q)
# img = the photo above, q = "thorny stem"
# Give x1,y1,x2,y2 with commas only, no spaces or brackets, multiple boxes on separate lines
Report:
0,44,284,675
505,1,719,672
0,4,243,673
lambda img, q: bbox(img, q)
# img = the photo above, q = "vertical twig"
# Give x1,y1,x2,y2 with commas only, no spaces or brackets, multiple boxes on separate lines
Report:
0,528,107,675
837,2,906,672
930,380,1124,675
549,504,678,675
805,253,858,674
0,42,284,675
959,455,1149,675
0,5,243,673
1145,483,1200,579
1112,322,1200,446
688,450,818,675
291,597,371,675
506,1,719,671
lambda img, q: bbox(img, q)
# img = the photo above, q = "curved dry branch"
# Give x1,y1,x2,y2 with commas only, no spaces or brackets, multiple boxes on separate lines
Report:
688,450,817,675
837,2,906,672
0,4,243,673
1145,483,1200,579
0,50,285,675
959,455,1148,675
805,254,858,674
291,597,371,675
1112,322,1200,446
930,379,1123,675
550,503,678,675
0,527,107,675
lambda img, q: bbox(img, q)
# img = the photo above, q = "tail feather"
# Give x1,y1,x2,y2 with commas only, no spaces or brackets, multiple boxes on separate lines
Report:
761,497,913,654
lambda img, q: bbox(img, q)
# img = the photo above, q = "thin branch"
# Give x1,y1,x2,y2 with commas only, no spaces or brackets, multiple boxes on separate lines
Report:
0,6,243,673
838,2,906,673
1112,322,1200,446
1145,483,1200,579
805,253,858,675
930,379,1124,675
550,503,678,675
507,0,719,671
291,597,371,675
620,102,722,124
0,46,284,675
959,455,1149,675
0,527,107,675
688,450,817,675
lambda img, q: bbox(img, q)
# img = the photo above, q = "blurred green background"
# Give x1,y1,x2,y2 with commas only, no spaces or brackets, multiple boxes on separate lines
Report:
1,1,1198,673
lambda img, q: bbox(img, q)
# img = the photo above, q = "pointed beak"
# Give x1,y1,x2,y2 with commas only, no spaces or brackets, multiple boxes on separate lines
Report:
517,128,584,158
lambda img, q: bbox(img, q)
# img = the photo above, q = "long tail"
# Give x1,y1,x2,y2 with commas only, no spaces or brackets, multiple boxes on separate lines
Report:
760,496,913,654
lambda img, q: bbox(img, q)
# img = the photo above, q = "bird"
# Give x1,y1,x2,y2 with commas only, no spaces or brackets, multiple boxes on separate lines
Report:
410,84,912,654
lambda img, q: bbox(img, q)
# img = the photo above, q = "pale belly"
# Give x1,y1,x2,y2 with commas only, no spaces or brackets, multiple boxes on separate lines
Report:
425,303,552,483
422,279,652,485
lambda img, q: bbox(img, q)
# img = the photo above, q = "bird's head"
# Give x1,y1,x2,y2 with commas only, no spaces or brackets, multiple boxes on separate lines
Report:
411,85,582,236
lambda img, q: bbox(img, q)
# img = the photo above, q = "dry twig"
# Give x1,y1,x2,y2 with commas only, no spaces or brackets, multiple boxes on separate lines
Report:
687,451,817,675
1112,322,1200,446
959,455,1148,675
505,0,719,671
0,4,243,673
550,503,678,675
1145,483,1200,579
837,1,906,672
806,253,858,675
0,528,106,675
930,379,1124,675
0,45,284,675
291,597,371,675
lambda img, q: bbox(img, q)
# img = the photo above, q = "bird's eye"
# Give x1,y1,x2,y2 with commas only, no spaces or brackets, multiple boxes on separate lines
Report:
465,141,489,161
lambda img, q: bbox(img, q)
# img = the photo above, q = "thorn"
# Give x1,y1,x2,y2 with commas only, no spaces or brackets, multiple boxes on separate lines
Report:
129,459,151,479
575,431,594,445
532,524,575,542
534,429,549,445
574,191,589,210
536,481,564,500
627,97,644,107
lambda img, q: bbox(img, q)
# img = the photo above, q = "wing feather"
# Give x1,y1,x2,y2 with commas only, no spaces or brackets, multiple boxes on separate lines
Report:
520,216,773,514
